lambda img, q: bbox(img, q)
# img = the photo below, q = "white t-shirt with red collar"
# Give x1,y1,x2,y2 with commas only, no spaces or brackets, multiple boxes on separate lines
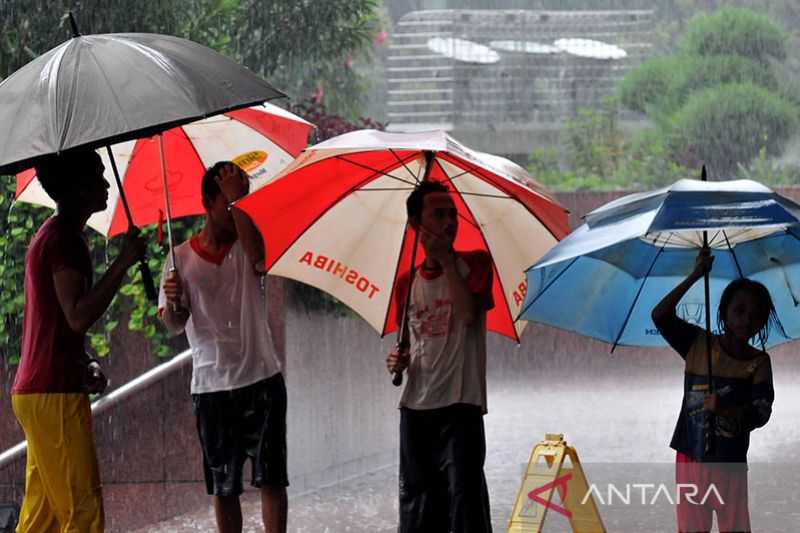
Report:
395,250,494,413
158,236,282,394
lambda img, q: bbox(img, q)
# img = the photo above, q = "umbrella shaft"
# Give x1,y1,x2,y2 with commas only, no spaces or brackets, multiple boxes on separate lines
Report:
159,135,177,268
702,234,713,394
105,146,134,225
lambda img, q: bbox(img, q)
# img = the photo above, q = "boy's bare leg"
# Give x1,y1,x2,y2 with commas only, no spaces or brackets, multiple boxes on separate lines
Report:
213,495,243,533
261,486,288,533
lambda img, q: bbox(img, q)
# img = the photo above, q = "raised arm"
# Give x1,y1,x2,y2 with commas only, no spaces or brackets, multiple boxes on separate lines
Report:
217,163,265,273
651,248,712,357
54,228,145,334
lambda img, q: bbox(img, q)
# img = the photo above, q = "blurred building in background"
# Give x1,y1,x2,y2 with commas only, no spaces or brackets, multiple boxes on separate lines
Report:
381,7,654,160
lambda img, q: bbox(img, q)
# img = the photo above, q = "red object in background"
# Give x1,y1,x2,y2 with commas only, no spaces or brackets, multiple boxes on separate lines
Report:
15,103,314,238
237,129,569,342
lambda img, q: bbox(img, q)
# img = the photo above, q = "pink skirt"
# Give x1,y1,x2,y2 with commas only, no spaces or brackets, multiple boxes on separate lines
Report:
675,451,750,533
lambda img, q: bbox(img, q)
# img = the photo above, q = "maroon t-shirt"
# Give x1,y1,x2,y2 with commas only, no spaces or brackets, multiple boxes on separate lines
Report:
12,216,92,394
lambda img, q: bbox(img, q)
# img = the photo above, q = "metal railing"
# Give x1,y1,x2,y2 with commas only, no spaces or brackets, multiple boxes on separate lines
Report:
0,349,192,470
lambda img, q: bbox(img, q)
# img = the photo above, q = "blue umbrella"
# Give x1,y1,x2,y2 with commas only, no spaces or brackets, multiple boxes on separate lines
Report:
518,178,800,350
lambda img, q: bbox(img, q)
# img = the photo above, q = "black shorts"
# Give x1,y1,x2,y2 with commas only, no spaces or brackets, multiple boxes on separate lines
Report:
398,404,493,533
192,373,289,496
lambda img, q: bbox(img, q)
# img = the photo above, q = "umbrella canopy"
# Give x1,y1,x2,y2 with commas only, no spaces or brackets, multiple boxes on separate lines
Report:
236,129,569,341
0,20,285,300
14,102,313,237
0,31,284,175
518,178,800,348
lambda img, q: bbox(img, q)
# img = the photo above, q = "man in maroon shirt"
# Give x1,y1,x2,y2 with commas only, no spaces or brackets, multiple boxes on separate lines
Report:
11,148,145,533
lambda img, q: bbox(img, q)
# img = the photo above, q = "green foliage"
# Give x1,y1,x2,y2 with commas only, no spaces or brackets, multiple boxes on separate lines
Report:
563,101,625,178
681,7,787,62
618,57,677,114
0,0,381,362
0,0,381,117
231,0,380,117
0,182,48,362
670,83,796,175
616,6,798,183
669,55,777,114
621,54,778,116
739,145,800,186
529,105,691,191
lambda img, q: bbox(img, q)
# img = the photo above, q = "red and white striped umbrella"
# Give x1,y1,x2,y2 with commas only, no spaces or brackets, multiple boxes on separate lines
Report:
237,129,569,341
15,102,313,237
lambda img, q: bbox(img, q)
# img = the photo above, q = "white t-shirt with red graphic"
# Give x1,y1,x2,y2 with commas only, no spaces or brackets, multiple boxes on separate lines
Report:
158,236,283,394
395,251,494,413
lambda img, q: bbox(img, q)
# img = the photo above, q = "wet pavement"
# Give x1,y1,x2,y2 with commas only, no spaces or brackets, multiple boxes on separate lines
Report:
137,376,800,532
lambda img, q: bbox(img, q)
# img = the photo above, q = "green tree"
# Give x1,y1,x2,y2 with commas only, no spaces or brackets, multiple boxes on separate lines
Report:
528,100,691,191
619,7,797,176
0,0,382,362
0,0,381,115
231,0,380,117
680,6,787,62
670,83,797,174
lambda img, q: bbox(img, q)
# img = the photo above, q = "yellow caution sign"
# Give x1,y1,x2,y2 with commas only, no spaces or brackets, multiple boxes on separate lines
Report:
508,433,606,533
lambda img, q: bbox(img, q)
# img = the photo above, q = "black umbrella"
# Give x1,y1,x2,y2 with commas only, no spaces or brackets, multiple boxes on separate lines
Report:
0,13,285,298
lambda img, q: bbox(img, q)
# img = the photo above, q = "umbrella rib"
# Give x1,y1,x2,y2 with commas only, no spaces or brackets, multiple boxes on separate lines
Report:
768,229,800,307
516,256,580,322
81,47,132,148
722,231,744,278
769,254,800,307
390,148,421,185
263,153,420,272
380,221,413,337
456,212,480,230
443,166,478,183
707,230,722,248
611,240,669,352
334,155,418,186
442,153,564,241
438,157,520,342
356,187,416,192
665,231,697,248
459,192,513,200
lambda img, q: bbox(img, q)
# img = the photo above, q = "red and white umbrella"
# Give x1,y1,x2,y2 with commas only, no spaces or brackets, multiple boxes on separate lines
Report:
236,129,569,341
15,102,313,238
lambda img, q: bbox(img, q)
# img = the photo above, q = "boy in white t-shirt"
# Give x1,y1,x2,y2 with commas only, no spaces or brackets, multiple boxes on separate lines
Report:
159,162,287,533
386,181,494,533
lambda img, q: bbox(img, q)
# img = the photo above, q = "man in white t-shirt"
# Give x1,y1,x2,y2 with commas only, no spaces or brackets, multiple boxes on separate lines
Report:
386,181,494,533
159,161,287,533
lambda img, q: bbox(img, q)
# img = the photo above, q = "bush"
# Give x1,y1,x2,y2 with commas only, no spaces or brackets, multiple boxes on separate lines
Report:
671,55,777,106
670,83,797,175
621,55,777,115
528,106,692,192
619,57,677,114
681,7,787,62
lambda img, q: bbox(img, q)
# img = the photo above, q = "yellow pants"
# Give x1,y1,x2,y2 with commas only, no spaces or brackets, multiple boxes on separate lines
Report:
11,393,104,533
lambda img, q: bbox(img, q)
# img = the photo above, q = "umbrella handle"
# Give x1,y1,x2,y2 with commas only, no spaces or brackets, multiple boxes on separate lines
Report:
139,259,157,302
392,339,410,387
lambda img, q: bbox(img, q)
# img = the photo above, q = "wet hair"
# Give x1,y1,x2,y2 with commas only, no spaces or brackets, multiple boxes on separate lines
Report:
35,148,102,203
406,181,449,220
201,161,232,204
717,278,786,348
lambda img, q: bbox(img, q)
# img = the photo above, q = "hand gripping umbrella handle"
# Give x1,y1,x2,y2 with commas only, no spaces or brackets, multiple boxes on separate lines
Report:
391,151,433,387
139,259,157,301
105,146,157,301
